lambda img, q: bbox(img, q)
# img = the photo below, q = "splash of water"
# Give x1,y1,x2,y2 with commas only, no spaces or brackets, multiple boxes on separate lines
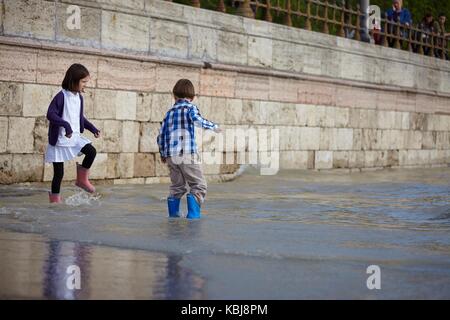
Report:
65,191,102,206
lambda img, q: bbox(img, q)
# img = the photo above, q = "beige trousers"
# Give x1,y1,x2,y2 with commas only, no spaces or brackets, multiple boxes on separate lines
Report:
166,154,207,204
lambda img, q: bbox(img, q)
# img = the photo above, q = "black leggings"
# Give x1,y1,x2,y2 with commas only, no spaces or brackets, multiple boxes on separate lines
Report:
51,144,97,194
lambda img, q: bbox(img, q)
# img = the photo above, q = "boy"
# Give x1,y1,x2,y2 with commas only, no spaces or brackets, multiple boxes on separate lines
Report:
157,79,221,219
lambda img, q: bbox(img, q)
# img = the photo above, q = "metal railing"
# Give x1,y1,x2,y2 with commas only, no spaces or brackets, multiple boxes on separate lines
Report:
168,0,449,60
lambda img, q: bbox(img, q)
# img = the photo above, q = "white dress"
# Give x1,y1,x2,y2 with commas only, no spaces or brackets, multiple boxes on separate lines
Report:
45,90,92,163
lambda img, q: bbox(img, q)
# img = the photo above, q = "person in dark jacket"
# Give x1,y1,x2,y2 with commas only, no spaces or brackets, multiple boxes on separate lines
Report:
385,0,412,48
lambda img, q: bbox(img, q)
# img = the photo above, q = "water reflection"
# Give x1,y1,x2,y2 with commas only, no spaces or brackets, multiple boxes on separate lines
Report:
0,231,205,299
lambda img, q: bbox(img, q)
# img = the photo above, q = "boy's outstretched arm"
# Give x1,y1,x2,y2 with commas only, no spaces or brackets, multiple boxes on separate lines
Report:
188,106,219,131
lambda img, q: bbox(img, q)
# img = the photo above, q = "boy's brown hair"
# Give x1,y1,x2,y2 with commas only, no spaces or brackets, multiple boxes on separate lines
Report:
173,79,195,99
62,63,90,92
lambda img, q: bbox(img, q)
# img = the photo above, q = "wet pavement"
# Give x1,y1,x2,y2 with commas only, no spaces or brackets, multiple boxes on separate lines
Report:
0,168,449,299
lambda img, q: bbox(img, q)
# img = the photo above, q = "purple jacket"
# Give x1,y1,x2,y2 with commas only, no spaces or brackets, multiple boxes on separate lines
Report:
47,90,99,146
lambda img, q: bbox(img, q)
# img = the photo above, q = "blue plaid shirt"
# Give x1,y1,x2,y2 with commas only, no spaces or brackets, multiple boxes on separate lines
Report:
157,99,218,158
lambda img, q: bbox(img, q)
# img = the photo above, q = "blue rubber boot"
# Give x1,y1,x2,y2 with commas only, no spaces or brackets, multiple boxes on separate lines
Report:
167,197,181,218
186,194,201,219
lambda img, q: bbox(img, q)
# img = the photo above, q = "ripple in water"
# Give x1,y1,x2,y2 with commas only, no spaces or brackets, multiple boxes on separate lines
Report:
65,191,102,206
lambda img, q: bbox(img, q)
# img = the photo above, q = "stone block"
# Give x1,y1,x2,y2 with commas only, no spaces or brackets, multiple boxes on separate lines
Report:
155,65,200,94
217,31,248,66
335,128,353,150
0,154,13,184
405,130,423,150
118,153,134,178
409,112,426,131
97,58,156,92
353,129,362,150
224,98,243,125
348,151,365,168
298,127,320,150
101,11,150,52
56,3,101,48
100,120,122,152
155,155,169,177
0,45,37,83
199,69,236,98
436,132,450,150
280,151,310,169
3,0,55,40
150,93,173,123
7,117,35,153
0,117,8,153
23,84,60,117
248,36,272,68
315,151,333,169
235,74,269,101
209,97,227,125
188,25,218,62
387,150,399,167
422,131,437,149
335,107,349,128
94,89,116,119
115,91,137,121
121,121,140,153
36,51,98,86
241,100,260,125
33,116,48,153
89,153,107,180
140,122,160,153
134,153,155,177
0,82,23,116
150,19,189,59
269,77,298,103
333,151,349,168
11,154,44,182
136,92,152,122
106,153,119,179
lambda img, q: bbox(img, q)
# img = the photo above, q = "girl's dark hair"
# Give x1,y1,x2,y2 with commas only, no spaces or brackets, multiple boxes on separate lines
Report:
62,63,90,92
172,79,195,99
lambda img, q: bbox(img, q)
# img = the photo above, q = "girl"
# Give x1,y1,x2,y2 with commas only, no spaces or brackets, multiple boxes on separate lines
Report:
45,63,100,203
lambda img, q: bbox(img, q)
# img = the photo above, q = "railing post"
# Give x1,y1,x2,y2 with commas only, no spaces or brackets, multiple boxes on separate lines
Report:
284,0,292,27
236,0,254,18
339,1,345,37
440,34,446,59
429,32,435,57
216,0,226,13
265,0,272,22
323,1,329,34
407,25,413,52
394,20,401,49
359,0,370,42
191,0,200,8
355,4,361,41
382,18,389,47
418,30,424,55
305,0,312,31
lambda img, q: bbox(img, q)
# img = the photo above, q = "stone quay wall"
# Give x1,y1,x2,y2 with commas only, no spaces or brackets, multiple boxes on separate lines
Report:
0,0,449,184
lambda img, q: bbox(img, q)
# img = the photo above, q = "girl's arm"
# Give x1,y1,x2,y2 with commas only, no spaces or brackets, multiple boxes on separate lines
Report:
47,96,73,136
83,116,100,134
188,106,218,131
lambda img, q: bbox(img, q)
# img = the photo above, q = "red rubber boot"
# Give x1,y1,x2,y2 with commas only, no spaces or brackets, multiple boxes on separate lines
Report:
75,163,95,193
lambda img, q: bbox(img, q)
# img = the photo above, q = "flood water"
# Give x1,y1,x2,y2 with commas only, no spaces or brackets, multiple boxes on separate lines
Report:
0,168,449,299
